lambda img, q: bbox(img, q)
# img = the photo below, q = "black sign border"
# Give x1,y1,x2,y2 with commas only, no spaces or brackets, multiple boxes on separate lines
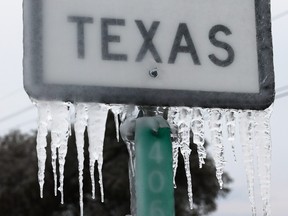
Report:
23,0,275,110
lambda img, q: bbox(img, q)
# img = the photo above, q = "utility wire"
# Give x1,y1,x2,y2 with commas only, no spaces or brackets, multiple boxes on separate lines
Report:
0,88,22,101
272,9,288,97
0,118,37,134
276,91,288,100
272,10,288,21
1,7,287,131
0,105,34,124
15,118,37,128
276,85,288,93
0,8,288,124
275,85,288,99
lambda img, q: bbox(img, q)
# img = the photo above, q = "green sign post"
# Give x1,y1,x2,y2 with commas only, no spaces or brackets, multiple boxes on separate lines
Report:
135,117,175,216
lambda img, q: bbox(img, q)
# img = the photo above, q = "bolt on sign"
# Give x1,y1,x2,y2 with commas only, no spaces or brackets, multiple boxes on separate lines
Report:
23,0,274,110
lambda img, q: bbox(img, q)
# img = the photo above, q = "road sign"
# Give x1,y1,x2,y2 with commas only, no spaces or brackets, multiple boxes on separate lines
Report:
23,0,274,110
135,117,174,216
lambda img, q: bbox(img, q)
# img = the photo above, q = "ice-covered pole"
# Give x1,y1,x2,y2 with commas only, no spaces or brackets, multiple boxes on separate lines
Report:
120,105,139,216
135,116,175,216
120,106,174,216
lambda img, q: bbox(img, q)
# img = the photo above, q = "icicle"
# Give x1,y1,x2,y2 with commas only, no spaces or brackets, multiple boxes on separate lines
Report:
120,105,139,123
255,107,272,216
208,108,225,189
50,102,71,204
191,107,206,168
177,107,194,209
140,106,166,116
167,107,180,187
168,107,194,207
225,109,237,162
126,140,136,177
75,103,88,216
119,105,139,216
87,103,110,202
119,105,139,177
239,110,257,216
181,145,193,206
111,105,124,142
36,102,51,198
50,130,58,196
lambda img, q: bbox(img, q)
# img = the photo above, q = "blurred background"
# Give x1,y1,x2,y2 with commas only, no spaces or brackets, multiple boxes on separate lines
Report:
0,1,287,215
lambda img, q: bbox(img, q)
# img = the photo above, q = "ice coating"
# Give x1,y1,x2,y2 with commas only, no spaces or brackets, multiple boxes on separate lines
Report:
191,108,206,168
208,108,225,189
225,109,237,161
119,105,139,177
255,108,272,216
240,110,256,215
74,103,89,216
167,107,180,187
32,100,273,216
111,105,124,142
119,105,140,216
177,107,194,209
87,103,110,202
50,102,71,204
36,102,51,198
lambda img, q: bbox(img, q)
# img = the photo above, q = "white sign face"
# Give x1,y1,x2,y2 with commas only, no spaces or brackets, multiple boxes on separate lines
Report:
23,0,274,110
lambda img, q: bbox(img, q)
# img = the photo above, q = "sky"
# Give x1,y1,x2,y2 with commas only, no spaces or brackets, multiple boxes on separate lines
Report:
0,1,287,216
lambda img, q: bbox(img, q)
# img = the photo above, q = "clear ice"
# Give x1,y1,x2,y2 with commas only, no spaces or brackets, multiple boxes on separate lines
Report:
119,105,139,177
167,107,180,187
33,100,273,216
225,109,237,161
119,105,139,216
74,103,89,216
50,102,71,204
176,107,194,209
255,108,272,216
208,108,225,189
240,110,256,216
87,103,110,202
36,102,51,198
111,105,124,142
191,108,206,168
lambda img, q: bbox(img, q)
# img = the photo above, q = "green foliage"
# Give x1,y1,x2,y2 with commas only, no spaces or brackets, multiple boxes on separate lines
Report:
0,112,231,215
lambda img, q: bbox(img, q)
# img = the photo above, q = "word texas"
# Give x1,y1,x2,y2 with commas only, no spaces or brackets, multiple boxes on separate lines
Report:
68,16,235,67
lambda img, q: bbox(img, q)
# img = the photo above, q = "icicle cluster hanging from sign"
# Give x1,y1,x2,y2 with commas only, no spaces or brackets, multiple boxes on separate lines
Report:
34,100,273,216
167,106,272,216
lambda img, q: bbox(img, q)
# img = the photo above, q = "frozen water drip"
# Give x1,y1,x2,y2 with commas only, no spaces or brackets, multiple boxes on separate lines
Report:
167,107,180,187
33,100,273,216
225,109,237,161
240,110,257,216
74,103,89,216
191,107,206,168
50,102,71,204
255,108,272,216
87,103,110,202
36,102,51,198
176,107,194,209
208,108,225,189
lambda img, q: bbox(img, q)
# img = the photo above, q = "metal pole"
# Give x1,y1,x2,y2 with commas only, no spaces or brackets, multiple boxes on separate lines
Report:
135,116,175,216
120,106,174,216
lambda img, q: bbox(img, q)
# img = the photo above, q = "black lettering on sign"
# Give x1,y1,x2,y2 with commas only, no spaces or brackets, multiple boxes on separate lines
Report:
209,25,235,67
68,16,94,59
168,23,200,65
101,18,127,61
135,20,162,63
